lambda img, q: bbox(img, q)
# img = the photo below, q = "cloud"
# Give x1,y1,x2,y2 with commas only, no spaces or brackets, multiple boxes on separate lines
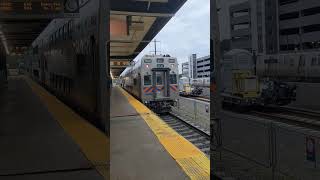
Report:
134,0,210,73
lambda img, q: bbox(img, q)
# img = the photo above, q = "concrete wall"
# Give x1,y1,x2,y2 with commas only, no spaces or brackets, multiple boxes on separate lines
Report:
274,123,320,180
220,111,272,167
289,82,320,111
172,97,210,131
218,110,320,179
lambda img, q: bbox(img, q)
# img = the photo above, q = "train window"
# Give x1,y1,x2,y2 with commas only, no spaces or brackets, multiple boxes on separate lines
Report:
156,74,163,85
169,74,177,84
299,56,306,66
290,59,294,66
144,59,152,63
59,28,62,39
63,25,67,40
144,75,151,85
311,57,317,65
157,58,164,63
169,59,175,63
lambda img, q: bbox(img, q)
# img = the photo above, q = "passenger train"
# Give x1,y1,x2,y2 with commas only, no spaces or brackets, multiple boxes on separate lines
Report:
120,54,179,113
23,0,107,130
256,51,320,82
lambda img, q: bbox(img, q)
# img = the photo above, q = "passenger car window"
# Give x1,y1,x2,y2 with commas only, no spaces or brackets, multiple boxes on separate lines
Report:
144,75,151,85
170,74,177,84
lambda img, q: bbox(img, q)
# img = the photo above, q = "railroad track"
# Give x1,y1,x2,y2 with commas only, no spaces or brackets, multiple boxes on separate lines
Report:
277,106,320,119
250,107,320,130
159,113,210,155
182,96,210,103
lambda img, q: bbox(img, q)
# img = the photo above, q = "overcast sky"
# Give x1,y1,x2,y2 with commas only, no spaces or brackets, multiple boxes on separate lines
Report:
133,0,210,73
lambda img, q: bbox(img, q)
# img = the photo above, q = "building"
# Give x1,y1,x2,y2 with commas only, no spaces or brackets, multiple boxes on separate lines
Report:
184,54,211,79
181,62,189,77
277,0,320,52
196,55,210,78
219,0,320,58
218,0,264,53
188,54,197,78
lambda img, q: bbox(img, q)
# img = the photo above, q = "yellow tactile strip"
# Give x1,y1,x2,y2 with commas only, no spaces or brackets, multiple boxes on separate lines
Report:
24,77,108,179
119,87,210,180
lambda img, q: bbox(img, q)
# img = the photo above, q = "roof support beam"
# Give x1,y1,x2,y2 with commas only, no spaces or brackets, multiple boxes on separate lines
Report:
111,10,174,17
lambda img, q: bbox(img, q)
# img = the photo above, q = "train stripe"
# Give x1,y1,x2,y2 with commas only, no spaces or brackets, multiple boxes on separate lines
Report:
170,85,178,91
144,86,166,94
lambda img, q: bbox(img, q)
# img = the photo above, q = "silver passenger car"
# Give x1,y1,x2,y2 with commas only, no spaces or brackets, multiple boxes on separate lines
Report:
120,54,179,113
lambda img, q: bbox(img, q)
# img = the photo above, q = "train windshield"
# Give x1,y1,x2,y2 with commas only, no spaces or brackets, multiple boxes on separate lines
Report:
156,58,164,63
170,74,177,84
156,73,163,85
144,75,151,85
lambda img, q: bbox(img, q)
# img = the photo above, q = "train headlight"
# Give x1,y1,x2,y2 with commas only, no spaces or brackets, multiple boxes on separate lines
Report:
146,64,149,68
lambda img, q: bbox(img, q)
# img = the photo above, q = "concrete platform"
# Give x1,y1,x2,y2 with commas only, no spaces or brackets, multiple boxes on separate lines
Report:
110,86,189,180
0,77,103,179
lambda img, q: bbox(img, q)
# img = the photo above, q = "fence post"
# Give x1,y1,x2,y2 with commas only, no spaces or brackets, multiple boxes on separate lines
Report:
270,122,276,180
194,100,197,121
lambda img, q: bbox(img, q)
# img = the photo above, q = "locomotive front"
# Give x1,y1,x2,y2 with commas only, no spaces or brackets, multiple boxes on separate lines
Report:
141,55,178,113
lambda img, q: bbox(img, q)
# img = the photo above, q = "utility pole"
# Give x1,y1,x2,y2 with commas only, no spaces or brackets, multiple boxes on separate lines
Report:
150,39,160,55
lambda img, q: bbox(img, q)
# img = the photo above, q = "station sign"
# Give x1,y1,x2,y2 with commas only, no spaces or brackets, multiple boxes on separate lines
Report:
0,0,79,19
111,61,130,67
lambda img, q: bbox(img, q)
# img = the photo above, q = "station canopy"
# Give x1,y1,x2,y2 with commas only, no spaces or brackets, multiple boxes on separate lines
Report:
110,0,187,77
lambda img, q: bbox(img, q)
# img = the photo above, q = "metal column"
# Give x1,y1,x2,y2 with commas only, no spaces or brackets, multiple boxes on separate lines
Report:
97,0,110,135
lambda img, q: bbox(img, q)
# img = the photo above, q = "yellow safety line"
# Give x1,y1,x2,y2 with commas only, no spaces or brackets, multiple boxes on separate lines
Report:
24,77,108,179
118,87,210,180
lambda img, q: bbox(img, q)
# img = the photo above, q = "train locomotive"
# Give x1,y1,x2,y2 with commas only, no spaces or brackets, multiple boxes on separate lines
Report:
221,49,296,107
120,54,179,113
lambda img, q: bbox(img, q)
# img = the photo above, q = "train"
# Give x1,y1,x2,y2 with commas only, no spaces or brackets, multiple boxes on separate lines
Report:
256,51,320,82
221,49,296,107
178,77,209,96
23,0,106,130
120,54,179,113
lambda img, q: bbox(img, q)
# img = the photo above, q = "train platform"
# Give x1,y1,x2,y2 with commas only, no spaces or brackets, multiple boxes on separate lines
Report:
0,76,107,180
110,86,210,179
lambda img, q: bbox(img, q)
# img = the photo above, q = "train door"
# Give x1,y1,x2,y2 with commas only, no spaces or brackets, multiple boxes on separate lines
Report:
152,69,169,99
